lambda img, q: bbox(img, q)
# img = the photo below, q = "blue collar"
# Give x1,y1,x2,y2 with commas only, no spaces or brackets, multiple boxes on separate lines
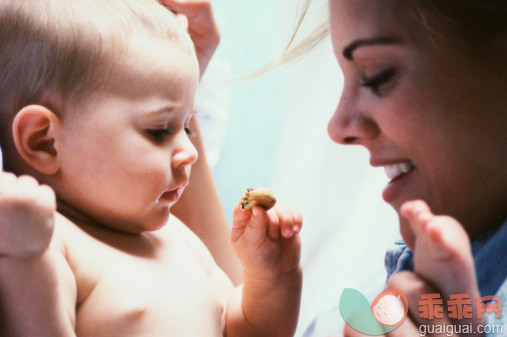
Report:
472,220,507,296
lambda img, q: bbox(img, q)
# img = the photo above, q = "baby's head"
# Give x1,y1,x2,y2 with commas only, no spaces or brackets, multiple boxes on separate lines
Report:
0,0,199,233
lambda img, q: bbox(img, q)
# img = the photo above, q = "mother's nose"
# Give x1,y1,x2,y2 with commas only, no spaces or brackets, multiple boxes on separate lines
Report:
327,95,380,145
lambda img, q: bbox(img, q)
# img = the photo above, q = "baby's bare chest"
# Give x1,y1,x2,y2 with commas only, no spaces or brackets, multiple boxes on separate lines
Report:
67,229,224,336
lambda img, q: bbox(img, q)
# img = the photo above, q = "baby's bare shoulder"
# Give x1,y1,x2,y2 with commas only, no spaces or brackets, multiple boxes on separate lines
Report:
167,215,216,269
167,216,233,280
168,214,234,284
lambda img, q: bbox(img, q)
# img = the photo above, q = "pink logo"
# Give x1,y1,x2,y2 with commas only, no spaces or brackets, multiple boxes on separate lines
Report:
371,289,409,327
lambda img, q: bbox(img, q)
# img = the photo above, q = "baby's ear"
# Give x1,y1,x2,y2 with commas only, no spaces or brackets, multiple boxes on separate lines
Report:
12,105,60,175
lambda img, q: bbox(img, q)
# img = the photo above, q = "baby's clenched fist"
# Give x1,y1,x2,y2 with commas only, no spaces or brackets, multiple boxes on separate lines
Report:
0,172,56,258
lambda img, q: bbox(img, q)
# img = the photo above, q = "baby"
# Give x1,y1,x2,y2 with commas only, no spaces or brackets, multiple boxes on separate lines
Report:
0,1,302,336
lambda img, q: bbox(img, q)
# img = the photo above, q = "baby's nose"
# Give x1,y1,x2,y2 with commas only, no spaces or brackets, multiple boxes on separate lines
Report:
172,132,198,168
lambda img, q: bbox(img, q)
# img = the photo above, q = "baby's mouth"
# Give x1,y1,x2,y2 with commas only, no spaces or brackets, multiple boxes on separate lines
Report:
384,161,416,182
160,190,180,203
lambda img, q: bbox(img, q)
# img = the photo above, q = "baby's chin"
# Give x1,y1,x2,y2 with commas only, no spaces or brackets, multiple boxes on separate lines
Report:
144,211,171,232
115,210,171,234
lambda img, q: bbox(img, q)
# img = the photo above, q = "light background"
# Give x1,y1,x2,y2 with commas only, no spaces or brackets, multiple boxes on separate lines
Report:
199,0,400,335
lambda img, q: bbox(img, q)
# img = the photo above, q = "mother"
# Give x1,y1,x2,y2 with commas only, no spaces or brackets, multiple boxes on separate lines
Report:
302,0,506,335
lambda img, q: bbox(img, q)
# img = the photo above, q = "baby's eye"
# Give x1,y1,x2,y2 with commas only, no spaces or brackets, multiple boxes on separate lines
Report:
184,119,195,137
360,68,395,95
184,127,194,137
146,129,171,142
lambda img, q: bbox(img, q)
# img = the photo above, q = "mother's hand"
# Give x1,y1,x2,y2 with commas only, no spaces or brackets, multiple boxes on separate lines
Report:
159,0,220,77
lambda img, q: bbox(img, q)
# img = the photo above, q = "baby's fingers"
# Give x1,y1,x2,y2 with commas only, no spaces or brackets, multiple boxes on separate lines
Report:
291,205,303,233
276,203,302,238
232,204,269,243
0,172,17,194
249,206,268,231
34,184,57,210
16,175,42,199
232,201,252,228
266,209,280,240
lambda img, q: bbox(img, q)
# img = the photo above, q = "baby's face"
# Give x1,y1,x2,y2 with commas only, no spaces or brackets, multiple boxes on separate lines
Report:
55,37,199,233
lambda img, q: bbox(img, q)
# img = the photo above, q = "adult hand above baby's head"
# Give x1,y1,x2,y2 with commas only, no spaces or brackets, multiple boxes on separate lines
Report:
159,0,220,78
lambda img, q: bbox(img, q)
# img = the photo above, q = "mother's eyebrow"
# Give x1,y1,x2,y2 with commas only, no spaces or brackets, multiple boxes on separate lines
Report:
343,37,399,60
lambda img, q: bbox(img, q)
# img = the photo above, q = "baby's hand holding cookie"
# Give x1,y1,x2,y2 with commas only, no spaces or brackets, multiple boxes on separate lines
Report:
232,188,302,277
0,172,56,258
238,187,301,239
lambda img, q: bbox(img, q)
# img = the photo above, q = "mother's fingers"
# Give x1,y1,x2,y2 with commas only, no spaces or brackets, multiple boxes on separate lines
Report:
158,0,213,20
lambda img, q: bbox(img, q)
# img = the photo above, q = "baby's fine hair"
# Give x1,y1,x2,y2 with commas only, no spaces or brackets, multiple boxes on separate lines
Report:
0,0,194,148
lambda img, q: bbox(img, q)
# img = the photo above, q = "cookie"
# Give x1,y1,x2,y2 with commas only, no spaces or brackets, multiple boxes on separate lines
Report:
240,187,276,212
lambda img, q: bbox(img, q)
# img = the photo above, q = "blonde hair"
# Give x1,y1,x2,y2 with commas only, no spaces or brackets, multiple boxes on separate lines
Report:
233,0,328,81
281,0,328,66
0,0,193,148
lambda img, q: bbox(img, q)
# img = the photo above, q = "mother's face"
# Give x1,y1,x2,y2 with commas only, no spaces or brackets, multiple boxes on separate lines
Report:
328,0,507,237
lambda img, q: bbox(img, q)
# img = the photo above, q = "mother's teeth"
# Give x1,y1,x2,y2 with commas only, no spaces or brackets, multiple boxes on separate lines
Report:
384,162,414,180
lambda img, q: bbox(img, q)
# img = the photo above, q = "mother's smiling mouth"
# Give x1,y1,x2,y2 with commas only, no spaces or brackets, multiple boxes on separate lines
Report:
381,160,417,204
384,161,416,181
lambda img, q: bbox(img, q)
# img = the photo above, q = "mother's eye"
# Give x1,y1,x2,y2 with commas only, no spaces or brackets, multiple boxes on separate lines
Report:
360,68,395,95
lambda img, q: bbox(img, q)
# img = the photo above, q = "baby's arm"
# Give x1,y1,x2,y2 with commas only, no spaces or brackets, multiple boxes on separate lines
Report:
226,200,303,337
174,198,302,337
0,172,76,337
